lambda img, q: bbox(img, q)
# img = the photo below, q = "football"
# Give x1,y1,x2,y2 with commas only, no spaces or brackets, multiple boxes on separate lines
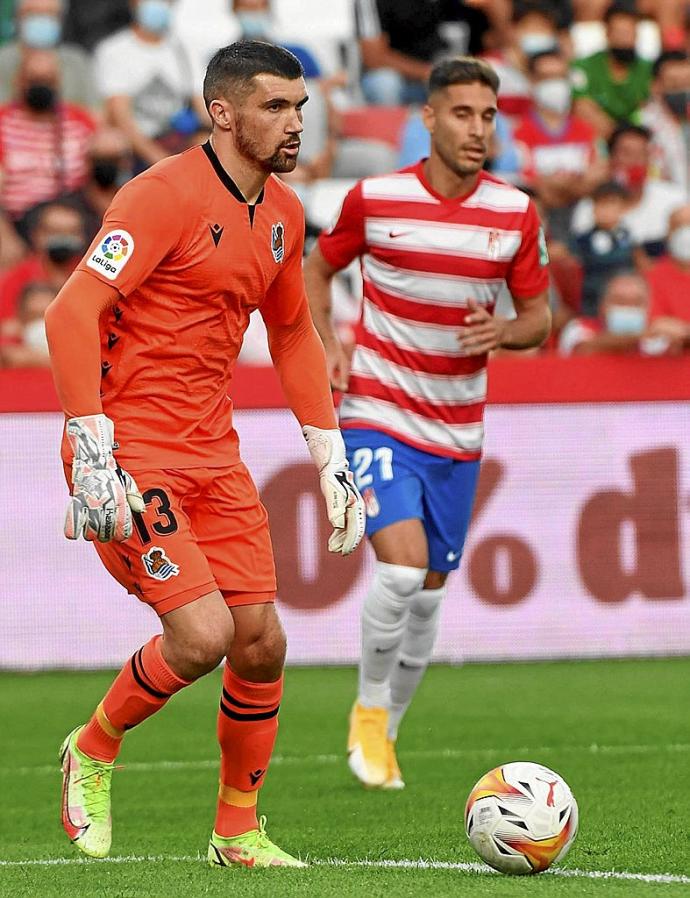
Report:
465,761,578,875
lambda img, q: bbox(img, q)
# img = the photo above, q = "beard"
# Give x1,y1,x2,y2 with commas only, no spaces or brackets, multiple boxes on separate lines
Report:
235,117,299,173
435,135,486,177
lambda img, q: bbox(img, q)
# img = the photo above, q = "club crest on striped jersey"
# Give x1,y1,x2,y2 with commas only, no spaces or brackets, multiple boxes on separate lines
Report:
487,230,501,260
271,221,285,263
142,546,179,581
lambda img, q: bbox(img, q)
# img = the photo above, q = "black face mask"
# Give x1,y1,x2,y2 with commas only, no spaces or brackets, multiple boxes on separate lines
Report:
91,158,121,189
610,46,636,65
45,235,84,265
24,83,57,112
663,90,690,118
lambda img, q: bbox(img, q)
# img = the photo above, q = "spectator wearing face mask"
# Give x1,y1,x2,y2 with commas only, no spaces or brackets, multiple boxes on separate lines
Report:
0,49,96,228
644,205,690,349
0,201,86,325
94,0,207,168
483,2,562,122
558,271,678,355
514,48,606,239
0,281,55,368
0,0,98,111
571,122,683,260
641,50,690,197
24,127,134,241
571,2,652,139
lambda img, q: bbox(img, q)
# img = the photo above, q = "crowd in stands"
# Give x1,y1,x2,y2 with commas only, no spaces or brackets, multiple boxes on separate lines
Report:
1,0,689,370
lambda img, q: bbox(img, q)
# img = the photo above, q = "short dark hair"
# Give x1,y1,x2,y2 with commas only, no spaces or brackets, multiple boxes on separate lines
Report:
603,1,639,24
428,56,500,96
608,122,652,153
512,2,558,28
592,180,631,201
203,39,304,109
652,49,690,79
527,48,565,76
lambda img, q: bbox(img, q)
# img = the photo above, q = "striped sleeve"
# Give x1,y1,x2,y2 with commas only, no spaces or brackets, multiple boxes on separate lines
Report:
318,181,367,271
506,199,550,299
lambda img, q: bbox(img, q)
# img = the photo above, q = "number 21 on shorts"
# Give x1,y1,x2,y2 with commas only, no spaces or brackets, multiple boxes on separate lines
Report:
352,447,393,489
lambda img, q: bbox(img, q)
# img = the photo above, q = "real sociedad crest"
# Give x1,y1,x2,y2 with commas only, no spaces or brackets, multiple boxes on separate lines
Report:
271,221,285,263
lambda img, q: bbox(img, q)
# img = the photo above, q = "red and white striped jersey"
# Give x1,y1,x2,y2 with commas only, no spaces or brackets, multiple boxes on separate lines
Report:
0,101,96,219
318,160,549,460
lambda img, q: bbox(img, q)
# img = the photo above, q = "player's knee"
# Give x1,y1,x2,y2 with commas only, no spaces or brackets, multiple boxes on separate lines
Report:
166,623,232,679
231,619,286,682
378,561,428,599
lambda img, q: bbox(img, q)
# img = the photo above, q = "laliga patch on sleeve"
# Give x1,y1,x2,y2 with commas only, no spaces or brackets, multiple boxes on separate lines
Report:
86,230,135,281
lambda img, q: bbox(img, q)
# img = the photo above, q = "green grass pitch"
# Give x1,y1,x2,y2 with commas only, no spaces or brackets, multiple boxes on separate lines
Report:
1,658,688,897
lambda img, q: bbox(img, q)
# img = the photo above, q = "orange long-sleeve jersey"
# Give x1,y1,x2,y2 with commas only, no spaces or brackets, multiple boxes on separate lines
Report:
46,141,336,470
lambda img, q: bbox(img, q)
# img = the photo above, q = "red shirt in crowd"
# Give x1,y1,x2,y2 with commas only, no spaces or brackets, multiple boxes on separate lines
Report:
0,255,48,321
513,112,598,182
645,256,690,322
0,101,96,220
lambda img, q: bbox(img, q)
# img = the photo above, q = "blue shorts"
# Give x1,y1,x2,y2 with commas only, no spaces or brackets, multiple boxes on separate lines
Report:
344,428,480,573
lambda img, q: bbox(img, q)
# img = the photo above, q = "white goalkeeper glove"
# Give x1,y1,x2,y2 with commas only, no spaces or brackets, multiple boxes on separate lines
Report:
65,414,145,543
303,425,365,556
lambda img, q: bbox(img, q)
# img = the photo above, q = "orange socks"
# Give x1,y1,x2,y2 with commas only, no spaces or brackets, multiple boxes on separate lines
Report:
77,635,190,763
215,664,282,837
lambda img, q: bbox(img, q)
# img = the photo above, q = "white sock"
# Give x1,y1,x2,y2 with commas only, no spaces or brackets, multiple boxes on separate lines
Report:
358,561,428,708
387,586,445,740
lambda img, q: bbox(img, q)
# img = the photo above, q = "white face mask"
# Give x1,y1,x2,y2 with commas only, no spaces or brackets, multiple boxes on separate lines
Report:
519,33,558,56
668,224,690,262
605,304,647,335
23,318,49,353
533,78,572,114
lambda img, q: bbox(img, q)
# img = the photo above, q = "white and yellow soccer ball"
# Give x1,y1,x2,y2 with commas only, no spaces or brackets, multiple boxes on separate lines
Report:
465,761,578,875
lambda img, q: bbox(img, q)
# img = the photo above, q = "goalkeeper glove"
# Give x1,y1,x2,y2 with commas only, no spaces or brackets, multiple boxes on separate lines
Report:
64,414,145,543
303,424,365,556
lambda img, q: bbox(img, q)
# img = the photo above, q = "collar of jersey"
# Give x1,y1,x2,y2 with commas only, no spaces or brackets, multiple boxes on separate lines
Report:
414,158,484,205
202,140,265,206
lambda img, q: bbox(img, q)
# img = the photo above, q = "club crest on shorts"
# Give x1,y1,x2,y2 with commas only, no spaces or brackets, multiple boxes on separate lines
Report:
362,487,380,518
141,546,179,581
271,221,285,263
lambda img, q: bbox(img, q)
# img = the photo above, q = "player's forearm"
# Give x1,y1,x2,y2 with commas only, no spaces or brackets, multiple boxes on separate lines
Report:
267,313,337,430
45,272,115,418
303,257,340,350
500,304,552,350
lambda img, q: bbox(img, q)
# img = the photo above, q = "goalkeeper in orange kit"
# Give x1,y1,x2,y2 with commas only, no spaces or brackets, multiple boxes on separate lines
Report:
46,40,364,869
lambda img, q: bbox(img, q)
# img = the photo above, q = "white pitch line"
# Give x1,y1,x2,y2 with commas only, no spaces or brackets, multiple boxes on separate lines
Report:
0,854,688,885
3,742,689,778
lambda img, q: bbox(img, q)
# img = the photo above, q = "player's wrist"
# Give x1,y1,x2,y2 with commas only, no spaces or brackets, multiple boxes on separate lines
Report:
66,414,117,467
302,424,348,474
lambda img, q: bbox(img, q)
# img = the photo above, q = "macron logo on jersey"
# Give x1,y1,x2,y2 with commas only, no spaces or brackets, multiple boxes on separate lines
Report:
86,230,134,281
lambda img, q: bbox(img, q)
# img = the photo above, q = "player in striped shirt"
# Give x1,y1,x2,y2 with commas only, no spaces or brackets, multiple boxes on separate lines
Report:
305,56,551,790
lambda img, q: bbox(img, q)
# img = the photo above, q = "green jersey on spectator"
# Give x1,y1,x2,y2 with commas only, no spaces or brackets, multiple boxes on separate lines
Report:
571,51,652,124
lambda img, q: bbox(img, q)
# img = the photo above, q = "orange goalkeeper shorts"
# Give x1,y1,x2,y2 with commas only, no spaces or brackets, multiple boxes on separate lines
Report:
69,463,277,615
